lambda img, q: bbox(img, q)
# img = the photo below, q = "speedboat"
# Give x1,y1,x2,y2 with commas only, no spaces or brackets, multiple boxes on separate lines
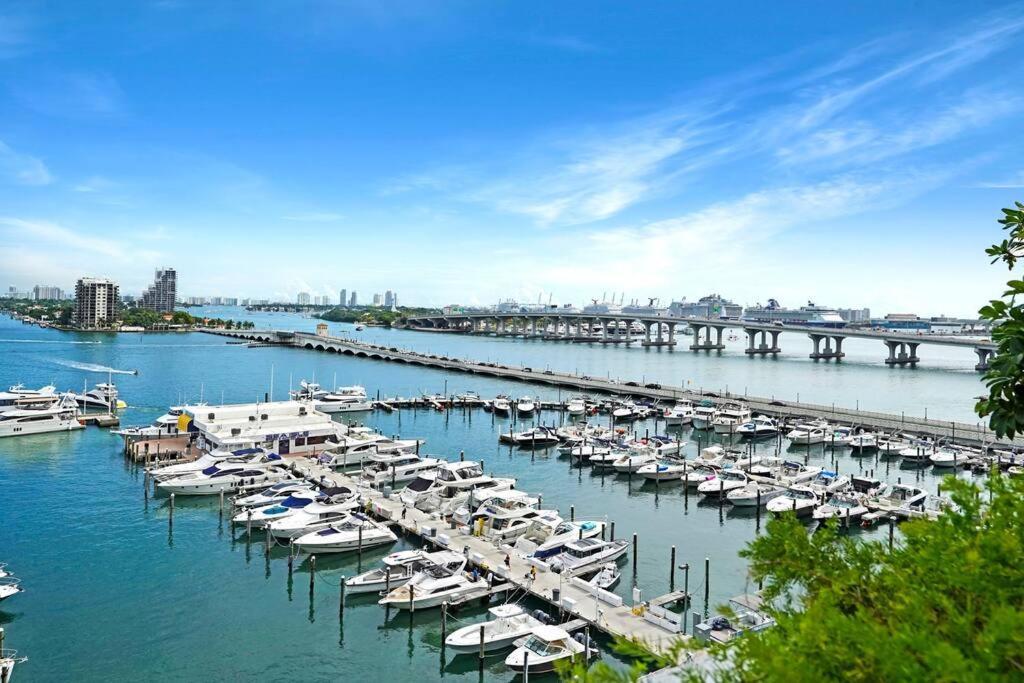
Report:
712,404,752,435
697,469,750,497
691,404,719,430
492,396,511,415
726,481,785,507
378,564,488,610
0,578,21,602
663,402,694,426
516,396,537,415
507,427,560,447
642,435,687,457
232,490,324,527
681,463,720,489
505,626,598,674
346,550,465,594
586,562,621,590
293,514,397,554
637,456,687,482
766,485,821,517
813,491,869,524
929,447,969,468
776,461,823,485
149,448,272,482
849,432,878,453
566,397,587,417
232,479,314,509
868,483,928,512
786,421,829,445
568,444,611,462
266,494,360,539
549,538,628,575
612,403,637,421
157,461,290,495
612,450,657,474
588,449,624,469
736,415,779,438
359,453,442,487
446,605,552,654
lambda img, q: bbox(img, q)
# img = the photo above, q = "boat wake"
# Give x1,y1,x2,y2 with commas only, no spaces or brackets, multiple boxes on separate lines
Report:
0,339,102,344
52,359,138,375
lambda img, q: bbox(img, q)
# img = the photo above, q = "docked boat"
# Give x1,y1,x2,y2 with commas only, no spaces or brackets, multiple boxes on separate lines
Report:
849,432,878,453
293,514,397,554
726,481,785,507
399,461,515,513
346,550,465,594
663,401,694,426
812,491,870,524
585,562,621,590
492,396,512,415
639,435,687,457
611,450,657,474
691,404,719,430
566,397,588,417
825,426,855,448
712,404,752,435
785,420,830,445
112,404,193,438
518,516,605,560
0,578,21,602
0,393,83,438
74,382,125,410
694,594,775,645
611,403,637,421
359,452,442,487
148,448,273,482
736,415,779,438
549,538,628,575
680,463,720,489
929,447,970,468
290,380,372,413
516,396,537,415
156,460,290,496
697,469,750,497
637,456,687,482
501,426,560,447
378,564,488,610
446,604,552,654
232,479,314,509
505,626,598,674
317,427,422,468
588,448,625,469
266,494,361,539
232,490,324,527
568,444,611,462
765,485,821,517
868,483,928,512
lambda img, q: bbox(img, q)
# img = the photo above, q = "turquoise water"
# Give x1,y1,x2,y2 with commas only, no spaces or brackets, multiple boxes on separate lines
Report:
0,312,981,681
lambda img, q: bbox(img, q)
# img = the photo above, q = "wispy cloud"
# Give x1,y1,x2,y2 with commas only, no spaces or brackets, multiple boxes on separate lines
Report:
281,212,345,222
0,217,144,260
14,71,127,118
975,171,1024,189
0,140,52,185
72,176,117,193
526,33,599,53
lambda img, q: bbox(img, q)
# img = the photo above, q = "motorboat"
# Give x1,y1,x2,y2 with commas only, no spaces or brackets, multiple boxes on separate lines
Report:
637,456,687,482
112,405,193,438
585,562,621,590
232,490,324,527
501,427,560,447
694,594,775,645
766,485,821,517
291,380,372,413
266,494,360,539
156,461,290,496
612,450,657,474
612,403,638,421
776,461,823,485
346,550,465,594
6,383,56,397
0,393,83,438
359,453,442,487
74,382,125,410
588,449,624,469
691,404,719,430
399,460,515,512
446,604,552,654
850,432,878,453
492,396,511,415
0,564,9,580
568,444,611,462
663,402,694,426
566,397,588,417
639,435,687,457
712,404,752,435
293,514,397,554
518,516,605,560
378,564,488,610
317,428,421,468
681,463,720,489
232,479,315,509
726,481,785,507
516,396,537,415
697,469,750,497
929,447,970,468
736,415,779,438
148,448,272,482
877,435,910,456
0,578,21,602
504,625,598,674
868,484,928,512
813,491,870,524
825,426,855,448
549,538,628,575
805,470,850,494
786,421,829,445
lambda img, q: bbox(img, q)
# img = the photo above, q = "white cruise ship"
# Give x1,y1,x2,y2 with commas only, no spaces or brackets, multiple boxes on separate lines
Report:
741,299,846,328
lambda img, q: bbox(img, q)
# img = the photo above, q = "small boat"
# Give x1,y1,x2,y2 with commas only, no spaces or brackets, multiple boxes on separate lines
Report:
766,485,821,517
446,604,551,654
566,397,587,417
492,396,512,415
694,594,775,645
516,396,537,415
680,463,720,489
505,625,598,675
611,450,657,474
549,538,628,575
786,420,830,445
711,404,752,435
501,427,560,447
929,448,969,468
0,578,22,602
379,565,488,610
736,415,779,438
849,432,878,453
726,481,785,507
231,490,324,527
697,469,750,497
568,444,611,462
585,562,621,590
294,514,397,554
637,457,687,482
588,449,623,469
813,491,870,524
663,401,694,426
345,550,465,594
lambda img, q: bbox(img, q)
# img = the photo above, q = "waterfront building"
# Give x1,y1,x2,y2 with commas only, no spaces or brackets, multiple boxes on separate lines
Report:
182,400,342,455
669,294,743,319
223,297,238,306
209,297,224,306
349,291,358,306
32,285,63,300
742,299,846,328
384,290,395,307
838,307,871,323
74,277,119,328
870,313,929,331
372,293,383,306
140,267,177,313
339,289,347,307
297,292,311,305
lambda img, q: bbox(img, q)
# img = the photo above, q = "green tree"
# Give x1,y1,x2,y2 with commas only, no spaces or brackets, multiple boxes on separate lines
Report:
977,201,1024,438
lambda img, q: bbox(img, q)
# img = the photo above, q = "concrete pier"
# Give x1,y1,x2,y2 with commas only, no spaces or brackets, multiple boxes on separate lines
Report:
975,347,995,372
688,323,725,351
809,333,845,361
885,340,920,366
744,328,780,356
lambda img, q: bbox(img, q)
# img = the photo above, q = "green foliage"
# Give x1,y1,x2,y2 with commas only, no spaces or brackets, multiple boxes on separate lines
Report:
978,201,1024,438
316,306,439,327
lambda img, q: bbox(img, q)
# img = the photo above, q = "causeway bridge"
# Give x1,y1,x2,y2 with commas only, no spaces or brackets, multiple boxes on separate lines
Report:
202,329,1016,447
403,312,997,371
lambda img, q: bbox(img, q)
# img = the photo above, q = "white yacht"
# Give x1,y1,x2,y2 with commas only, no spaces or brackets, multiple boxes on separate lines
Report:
346,550,465,594
588,448,624,469
566,397,588,417
663,401,694,426
825,426,855,448
505,625,597,675
712,404,752,435
0,577,22,602
765,485,821,517
813,491,870,523
318,428,423,468
868,483,928,512
516,396,537,415
265,492,359,539
697,469,750,497
785,420,830,445
359,452,442,487
929,447,969,468
849,432,878,453
568,444,611,462
291,380,373,413
492,396,511,415
637,456,687,482
6,383,56,398
379,564,488,610
500,426,560,447
736,415,779,438
75,382,124,411
681,463,720,489
231,490,324,527
0,388,60,414
612,450,657,474
149,448,273,482
399,461,515,513
691,404,719,430
293,514,397,554
447,604,551,654
727,481,786,507
113,405,192,438
157,460,290,495
0,393,83,438
233,480,315,509
517,516,605,560
549,538,628,575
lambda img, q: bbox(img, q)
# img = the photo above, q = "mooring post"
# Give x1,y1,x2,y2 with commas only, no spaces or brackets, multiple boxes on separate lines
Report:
247,508,252,539
478,623,486,671
570,505,575,522
310,555,316,595
670,545,676,592
888,515,895,551
703,556,710,617
632,532,638,572
169,493,175,528
610,520,615,541
441,601,448,649
339,575,346,620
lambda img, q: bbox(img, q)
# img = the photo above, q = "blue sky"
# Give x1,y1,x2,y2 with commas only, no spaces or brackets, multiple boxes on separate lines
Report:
1,1,1023,316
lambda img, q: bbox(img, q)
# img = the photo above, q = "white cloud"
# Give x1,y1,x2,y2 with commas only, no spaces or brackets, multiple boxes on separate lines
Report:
975,171,1024,189
0,140,52,185
0,217,133,259
72,176,117,193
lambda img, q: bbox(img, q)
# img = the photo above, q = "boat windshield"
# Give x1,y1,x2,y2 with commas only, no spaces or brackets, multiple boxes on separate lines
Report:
525,636,564,657
405,477,433,492
281,495,311,508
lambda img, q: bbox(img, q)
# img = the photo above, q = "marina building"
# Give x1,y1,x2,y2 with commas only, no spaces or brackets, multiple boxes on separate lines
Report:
297,292,311,305
74,277,119,328
668,294,743,319
140,267,177,313
182,400,342,455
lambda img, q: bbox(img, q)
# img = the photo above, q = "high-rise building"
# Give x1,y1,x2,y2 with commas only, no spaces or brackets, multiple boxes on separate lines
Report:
33,285,63,300
297,292,311,305
224,297,238,306
838,308,871,323
140,267,177,313
74,277,119,328
384,290,395,307
349,291,358,306
339,289,347,307
372,293,383,306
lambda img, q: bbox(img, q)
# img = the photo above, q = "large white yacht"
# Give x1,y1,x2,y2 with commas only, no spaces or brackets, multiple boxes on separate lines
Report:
156,459,290,495
293,514,397,553
399,460,515,512
317,427,422,468
0,393,83,438
291,380,373,413
346,550,465,595
358,452,442,488
712,403,753,435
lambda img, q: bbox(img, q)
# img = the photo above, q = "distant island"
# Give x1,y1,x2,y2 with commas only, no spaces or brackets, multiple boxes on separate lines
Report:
315,305,440,327
0,298,256,332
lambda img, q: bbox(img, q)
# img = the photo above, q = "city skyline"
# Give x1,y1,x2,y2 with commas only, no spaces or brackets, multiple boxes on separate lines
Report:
1,3,1023,316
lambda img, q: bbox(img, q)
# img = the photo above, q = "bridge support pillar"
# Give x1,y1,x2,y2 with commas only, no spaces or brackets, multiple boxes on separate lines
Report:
667,323,676,346
689,323,726,351
529,318,538,337
975,347,994,372
744,328,781,356
809,333,845,360
884,340,920,366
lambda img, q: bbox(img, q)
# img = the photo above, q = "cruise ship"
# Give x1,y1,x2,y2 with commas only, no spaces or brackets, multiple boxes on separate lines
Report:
669,294,743,319
741,299,846,328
